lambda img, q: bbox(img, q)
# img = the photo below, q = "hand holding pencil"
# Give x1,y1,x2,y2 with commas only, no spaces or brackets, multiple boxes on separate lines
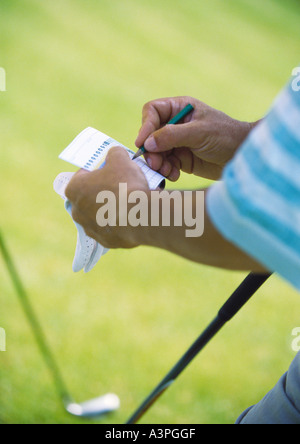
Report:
135,96,256,181
133,104,194,160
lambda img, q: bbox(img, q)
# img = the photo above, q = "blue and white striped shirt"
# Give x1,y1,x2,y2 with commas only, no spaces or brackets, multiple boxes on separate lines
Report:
207,72,300,291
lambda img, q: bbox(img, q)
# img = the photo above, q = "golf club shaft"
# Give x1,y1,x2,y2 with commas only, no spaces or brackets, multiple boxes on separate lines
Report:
126,272,271,424
0,231,72,405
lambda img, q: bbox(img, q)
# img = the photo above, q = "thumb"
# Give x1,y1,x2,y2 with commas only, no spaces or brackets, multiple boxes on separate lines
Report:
105,146,131,164
143,122,200,153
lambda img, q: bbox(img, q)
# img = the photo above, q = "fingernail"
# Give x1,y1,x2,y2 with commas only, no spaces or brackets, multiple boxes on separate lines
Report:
144,136,157,152
169,169,179,182
147,157,153,168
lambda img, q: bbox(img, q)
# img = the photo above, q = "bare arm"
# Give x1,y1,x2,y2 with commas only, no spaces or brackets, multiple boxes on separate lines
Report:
134,189,266,272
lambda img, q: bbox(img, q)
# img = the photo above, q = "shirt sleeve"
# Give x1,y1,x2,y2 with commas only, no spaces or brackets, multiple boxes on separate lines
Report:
207,74,300,291
235,351,300,424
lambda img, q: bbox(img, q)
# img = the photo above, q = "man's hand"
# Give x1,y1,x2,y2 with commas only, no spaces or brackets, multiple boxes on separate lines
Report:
136,96,259,181
65,147,149,249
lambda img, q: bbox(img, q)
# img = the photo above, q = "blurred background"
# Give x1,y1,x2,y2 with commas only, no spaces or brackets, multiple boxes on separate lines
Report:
0,0,300,424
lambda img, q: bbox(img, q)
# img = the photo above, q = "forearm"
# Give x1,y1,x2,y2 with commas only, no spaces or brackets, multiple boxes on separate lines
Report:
135,189,266,272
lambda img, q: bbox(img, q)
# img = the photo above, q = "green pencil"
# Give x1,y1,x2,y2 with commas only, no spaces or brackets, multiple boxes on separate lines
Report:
132,103,194,160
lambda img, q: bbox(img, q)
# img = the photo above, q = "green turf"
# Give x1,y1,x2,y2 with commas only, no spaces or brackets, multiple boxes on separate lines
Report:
0,0,300,424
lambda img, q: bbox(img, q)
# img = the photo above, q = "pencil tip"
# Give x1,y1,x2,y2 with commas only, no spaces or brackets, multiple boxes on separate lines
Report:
132,149,143,160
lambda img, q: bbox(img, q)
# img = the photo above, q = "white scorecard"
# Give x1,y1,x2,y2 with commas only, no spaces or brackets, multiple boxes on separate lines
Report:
59,127,165,190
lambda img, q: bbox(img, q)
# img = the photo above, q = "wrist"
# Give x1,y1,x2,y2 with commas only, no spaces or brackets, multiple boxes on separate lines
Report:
231,119,261,154
249,119,262,130
128,189,204,251
129,189,174,249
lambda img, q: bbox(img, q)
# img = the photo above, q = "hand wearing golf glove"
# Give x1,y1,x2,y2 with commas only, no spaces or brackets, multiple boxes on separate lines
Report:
54,147,160,272
64,147,150,250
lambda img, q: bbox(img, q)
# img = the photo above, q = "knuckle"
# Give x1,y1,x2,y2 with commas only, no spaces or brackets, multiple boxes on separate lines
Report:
142,102,151,118
84,229,95,239
65,182,75,201
186,95,194,104
107,146,128,159
71,207,81,224
65,173,86,203
158,125,174,147
142,100,159,121
143,100,154,111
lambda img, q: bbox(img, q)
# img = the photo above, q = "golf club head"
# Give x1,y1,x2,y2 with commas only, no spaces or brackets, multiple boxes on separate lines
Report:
65,393,120,418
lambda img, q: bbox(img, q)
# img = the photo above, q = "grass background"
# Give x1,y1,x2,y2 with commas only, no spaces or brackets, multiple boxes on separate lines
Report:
0,0,300,424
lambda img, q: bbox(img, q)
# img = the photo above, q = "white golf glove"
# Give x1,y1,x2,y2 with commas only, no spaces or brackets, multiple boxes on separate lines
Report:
53,172,109,273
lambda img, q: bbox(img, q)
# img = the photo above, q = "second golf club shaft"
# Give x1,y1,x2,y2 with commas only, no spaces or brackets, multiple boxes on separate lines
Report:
126,272,271,424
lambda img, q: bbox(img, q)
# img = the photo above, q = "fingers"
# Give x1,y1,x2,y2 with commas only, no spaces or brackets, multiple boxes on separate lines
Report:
135,98,199,181
135,100,173,148
144,151,181,182
135,97,195,149
144,121,199,153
